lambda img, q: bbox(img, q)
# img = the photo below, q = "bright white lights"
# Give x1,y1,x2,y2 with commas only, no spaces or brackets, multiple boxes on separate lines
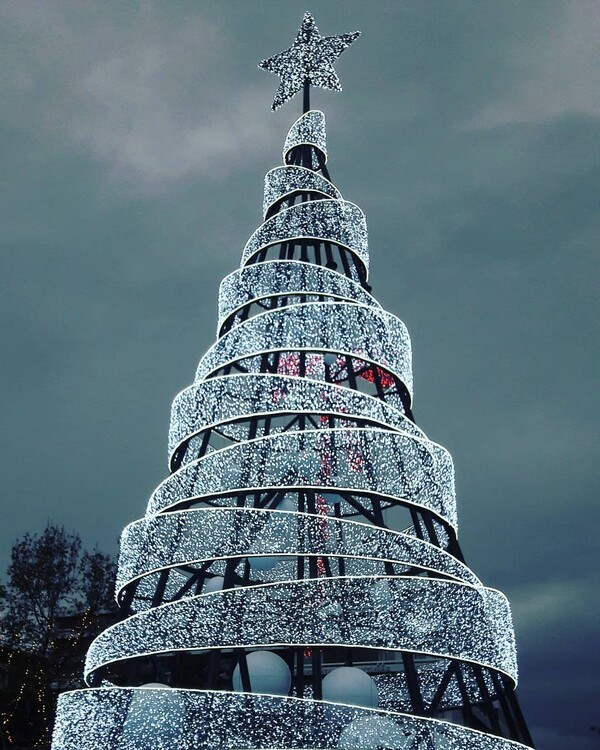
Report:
263,166,341,218
195,302,412,394
283,110,328,165
85,576,516,683
53,689,534,749
218,260,378,331
241,200,369,275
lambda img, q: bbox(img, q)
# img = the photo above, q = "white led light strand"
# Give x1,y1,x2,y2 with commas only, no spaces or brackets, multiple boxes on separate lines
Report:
196,301,413,394
168,372,422,464
54,689,534,750
263,166,342,218
283,110,328,164
85,576,516,683
241,200,369,275
218,260,379,330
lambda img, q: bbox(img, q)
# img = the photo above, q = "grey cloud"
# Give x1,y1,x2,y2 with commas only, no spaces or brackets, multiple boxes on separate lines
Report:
1,1,282,191
468,1,600,128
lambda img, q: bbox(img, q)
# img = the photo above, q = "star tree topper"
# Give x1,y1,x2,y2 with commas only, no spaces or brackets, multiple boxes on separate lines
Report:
259,12,361,111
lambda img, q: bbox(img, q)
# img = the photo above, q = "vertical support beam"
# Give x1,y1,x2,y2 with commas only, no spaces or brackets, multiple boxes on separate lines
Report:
489,670,519,740
500,673,535,745
206,649,221,691
311,648,322,700
299,350,306,378
426,660,457,715
119,580,139,616
401,652,425,715
151,569,170,607
198,428,212,459
295,648,305,698
300,240,309,262
372,366,386,401
421,511,441,547
324,242,336,270
410,508,425,540
472,665,502,735
345,355,358,390
313,241,321,267
334,502,346,577
297,492,306,582
455,664,482,730
339,246,352,277
303,78,310,113
235,649,251,693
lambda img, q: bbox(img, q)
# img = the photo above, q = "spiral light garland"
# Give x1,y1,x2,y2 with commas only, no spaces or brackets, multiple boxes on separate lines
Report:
52,16,534,748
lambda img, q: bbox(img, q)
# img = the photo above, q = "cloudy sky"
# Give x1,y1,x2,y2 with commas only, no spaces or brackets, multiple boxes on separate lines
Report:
1,1,598,748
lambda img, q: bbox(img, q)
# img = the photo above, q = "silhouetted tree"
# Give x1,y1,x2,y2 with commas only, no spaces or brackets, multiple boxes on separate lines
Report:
0,524,117,748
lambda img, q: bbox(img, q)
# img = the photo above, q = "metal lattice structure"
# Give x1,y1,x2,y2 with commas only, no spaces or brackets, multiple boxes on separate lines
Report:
52,15,534,750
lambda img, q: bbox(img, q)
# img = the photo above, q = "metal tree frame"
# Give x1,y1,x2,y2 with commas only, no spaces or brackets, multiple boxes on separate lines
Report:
52,18,534,750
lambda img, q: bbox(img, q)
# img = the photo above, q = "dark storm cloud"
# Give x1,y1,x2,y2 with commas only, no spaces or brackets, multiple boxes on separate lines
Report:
1,2,598,747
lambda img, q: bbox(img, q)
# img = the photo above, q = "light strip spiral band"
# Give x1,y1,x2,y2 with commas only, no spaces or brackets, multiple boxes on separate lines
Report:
195,302,413,394
148,427,456,526
53,689,533,750
168,373,422,463
85,576,515,682
283,109,327,165
117,508,481,604
52,105,533,749
217,260,379,330
241,200,369,274
263,166,342,217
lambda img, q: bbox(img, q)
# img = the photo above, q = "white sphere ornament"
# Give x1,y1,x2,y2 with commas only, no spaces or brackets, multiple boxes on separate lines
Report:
232,650,291,696
337,715,410,749
322,666,379,708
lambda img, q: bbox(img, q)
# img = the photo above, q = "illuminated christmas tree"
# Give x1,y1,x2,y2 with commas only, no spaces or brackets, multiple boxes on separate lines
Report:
52,13,534,750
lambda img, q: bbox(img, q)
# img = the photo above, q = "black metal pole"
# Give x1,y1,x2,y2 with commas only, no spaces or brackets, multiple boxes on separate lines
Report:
303,78,310,112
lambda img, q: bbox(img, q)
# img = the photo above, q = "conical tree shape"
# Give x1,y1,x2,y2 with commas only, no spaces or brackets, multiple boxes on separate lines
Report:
51,106,534,750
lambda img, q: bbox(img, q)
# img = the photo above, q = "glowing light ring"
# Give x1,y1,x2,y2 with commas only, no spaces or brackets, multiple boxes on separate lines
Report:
85,576,516,683
283,109,327,166
196,302,413,395
194,363,408,420
218,260,379,329
54,688,532,750
169,373,422,464
263,166,341,218
116,508,480,598
148,427,456,527
241,200,369,276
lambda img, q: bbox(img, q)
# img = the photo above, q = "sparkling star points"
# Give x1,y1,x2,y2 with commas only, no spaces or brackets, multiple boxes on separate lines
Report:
258,11,361,111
